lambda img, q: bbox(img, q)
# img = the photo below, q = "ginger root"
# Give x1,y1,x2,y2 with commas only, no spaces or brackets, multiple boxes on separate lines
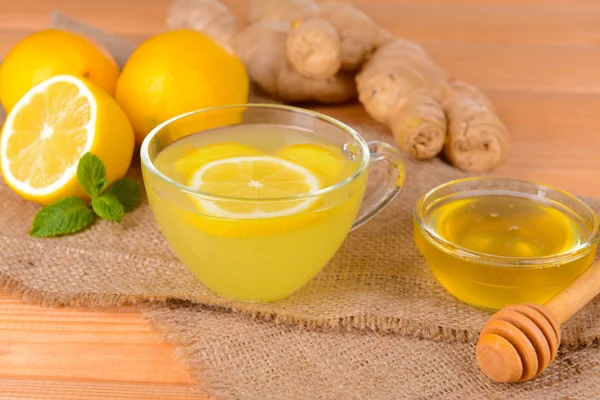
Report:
442,80,511,172
166,0,238,54
388,89,447,160
286,18,342,79
286,2,393,79
357,39,510,168
247,0,318,25
357,39,448,159
233,22,357,104
316,2,392,71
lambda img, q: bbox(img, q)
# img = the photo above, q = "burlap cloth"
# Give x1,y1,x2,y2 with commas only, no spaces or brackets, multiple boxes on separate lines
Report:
1,13,599,399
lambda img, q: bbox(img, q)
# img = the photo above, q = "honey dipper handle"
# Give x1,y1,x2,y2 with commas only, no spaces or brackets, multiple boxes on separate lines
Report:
545,260,600,324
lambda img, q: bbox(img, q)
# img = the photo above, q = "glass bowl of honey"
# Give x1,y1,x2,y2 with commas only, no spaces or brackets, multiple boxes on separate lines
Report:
414,177,599,311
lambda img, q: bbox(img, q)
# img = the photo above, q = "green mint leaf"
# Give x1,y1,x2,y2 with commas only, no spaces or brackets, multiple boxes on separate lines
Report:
91,194,125,222
30,197,95,237
105,178,142,213
77,152,108,198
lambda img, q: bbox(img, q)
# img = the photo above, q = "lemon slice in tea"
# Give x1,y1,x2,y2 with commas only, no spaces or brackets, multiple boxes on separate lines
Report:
174,142,263,176
187,156,321,219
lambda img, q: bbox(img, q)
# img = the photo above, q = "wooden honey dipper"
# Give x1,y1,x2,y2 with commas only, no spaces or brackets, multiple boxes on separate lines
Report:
476,259,600,383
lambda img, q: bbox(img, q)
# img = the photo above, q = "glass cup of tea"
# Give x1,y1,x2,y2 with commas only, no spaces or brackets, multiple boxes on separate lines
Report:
141,104,405,302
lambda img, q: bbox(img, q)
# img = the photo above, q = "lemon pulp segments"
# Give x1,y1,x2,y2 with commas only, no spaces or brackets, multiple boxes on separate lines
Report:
0,74,134,205
187,156,322,219
1,75,95,195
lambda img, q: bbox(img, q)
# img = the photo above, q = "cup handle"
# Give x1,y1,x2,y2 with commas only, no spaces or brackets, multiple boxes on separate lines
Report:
351,141,406,231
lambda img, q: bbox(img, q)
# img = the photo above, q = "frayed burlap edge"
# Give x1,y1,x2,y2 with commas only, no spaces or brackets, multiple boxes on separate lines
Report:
0,267,478,343
0,272,151,308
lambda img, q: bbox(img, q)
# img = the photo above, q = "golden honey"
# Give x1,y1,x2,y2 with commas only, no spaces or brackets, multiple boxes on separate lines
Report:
414,178,599,311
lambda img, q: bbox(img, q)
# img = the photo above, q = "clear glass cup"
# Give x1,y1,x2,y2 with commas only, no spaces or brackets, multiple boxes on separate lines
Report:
141,104,406,302
414,177,599,310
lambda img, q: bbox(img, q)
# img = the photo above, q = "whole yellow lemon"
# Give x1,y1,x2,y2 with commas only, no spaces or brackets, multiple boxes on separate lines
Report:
115,29,250,145
0,29,119,112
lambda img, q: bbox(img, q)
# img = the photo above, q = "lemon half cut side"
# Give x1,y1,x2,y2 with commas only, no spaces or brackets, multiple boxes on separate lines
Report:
1,74,134,204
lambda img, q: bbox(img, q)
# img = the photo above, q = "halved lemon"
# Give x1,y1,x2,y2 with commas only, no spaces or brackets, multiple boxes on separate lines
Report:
0,75,134,204
187,156,321,219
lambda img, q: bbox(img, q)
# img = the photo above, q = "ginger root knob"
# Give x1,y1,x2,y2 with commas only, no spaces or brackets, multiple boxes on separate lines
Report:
443,80,511,172
233,22,357,104
284,2,393,80
357,39,447,160
286,19,342,79
357,39,447,123
317,2,391,71
389,89,447,160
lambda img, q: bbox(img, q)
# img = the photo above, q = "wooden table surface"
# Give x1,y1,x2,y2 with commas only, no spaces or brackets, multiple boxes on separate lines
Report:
1,0,600,398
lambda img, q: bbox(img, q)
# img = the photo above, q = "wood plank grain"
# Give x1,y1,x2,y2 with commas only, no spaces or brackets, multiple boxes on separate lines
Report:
352,0,600,7
223,0,600,10
0,379,205,400
424,42,600,93
0,0,170,35
349,3,600,46
0,294,202,399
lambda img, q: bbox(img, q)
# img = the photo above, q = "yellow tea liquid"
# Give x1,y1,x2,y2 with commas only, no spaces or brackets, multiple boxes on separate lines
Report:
415,193,596,310
146,124,366,301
